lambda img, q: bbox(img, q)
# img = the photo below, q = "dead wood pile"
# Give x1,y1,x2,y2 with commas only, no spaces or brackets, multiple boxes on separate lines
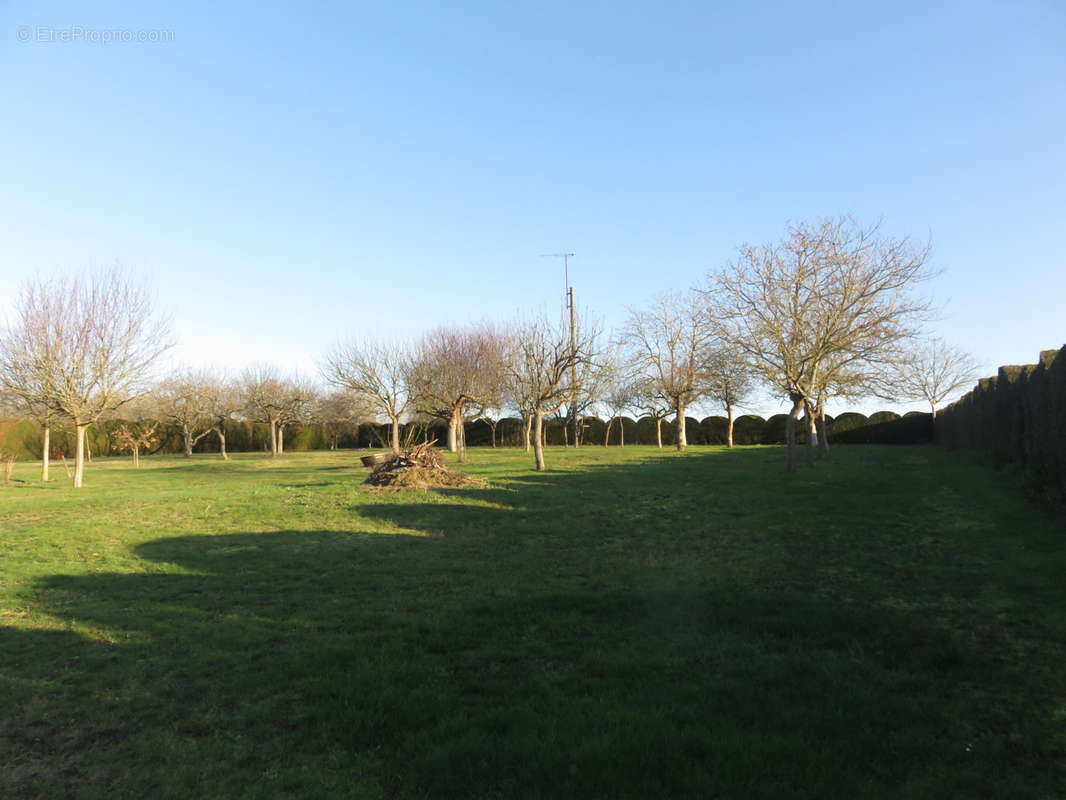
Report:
363,441,482,489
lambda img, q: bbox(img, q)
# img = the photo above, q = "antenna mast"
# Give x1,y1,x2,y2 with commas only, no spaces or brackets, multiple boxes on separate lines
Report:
540,252,579,447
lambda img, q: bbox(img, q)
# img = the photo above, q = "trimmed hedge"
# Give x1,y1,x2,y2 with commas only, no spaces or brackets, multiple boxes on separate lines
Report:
936,345,1066,491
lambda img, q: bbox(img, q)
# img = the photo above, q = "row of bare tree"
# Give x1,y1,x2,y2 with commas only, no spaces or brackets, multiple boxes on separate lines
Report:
0,216,981,485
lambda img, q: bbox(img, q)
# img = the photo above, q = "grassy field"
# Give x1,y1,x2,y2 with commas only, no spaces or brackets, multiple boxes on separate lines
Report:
1,445,1064,798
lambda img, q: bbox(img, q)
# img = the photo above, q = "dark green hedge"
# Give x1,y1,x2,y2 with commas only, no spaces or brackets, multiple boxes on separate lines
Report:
936,345,1066,491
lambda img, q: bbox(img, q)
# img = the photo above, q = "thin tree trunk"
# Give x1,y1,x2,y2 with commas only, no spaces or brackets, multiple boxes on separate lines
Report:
620,419,625,448
656,418,662,448
533,411,546,471
490,422,497,448
523,413,532,452
390,416,401,453
816,405,829,459
804,401,816,467
726,404,735,448
676,401,687,452
785,395,803,473
447,414,457,453
74,422,88,488
183,429,193,457
133,445,141,468
930,403,937,419
41,425,50,482
269,421,278,456
604,418,613,448
457,408,468,463
561,421,568,447
278,424,285,455
216,426,229,460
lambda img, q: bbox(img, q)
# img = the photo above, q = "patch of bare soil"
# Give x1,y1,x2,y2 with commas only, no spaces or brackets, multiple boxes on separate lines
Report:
362,442,484,491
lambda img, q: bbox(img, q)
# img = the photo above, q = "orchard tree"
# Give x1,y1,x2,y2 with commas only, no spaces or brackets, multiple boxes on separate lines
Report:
894,338,979,418
407,323,506,462
241,365,289,456
702,344,756,448
313,389,375,450
322,338,411,453
0,270,171,487
621,291,713,452
506,313,596,471
631,378,672,448
156,370,217,457
705,216,935,471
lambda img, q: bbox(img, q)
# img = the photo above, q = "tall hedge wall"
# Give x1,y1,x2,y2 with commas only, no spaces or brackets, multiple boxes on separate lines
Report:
935,345,1066,491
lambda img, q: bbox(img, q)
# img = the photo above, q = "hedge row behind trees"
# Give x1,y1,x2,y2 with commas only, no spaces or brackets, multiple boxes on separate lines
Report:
935,345,1066,492
0,410,935,461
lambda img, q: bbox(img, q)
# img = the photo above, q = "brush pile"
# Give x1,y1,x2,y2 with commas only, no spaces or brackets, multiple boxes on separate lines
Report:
362,441,482,489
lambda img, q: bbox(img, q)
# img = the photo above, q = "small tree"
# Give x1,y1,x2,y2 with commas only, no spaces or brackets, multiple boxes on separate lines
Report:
322,339,412,453
507,314,596,471
0,270,172,487
156,371,217,457
702,344,756,448
622,291,714,452
313,389,375,450
631,379,672,448
894,339,979,418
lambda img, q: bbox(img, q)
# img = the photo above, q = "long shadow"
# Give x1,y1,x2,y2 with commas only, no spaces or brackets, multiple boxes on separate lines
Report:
2,448,1063,798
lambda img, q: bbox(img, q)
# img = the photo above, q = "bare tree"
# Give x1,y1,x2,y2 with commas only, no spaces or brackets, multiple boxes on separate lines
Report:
156,370,218,457
407,323,506,462
506,313,596,471
241,365,288,456
893,338,979,418
702,344,756,448
622,291,713,452
0,270,172,487
599,353,638,447
275,379,317,455
631,378,672,448
201,376,241,459
322,338,411,453
313,389,375,450
706,216,935,471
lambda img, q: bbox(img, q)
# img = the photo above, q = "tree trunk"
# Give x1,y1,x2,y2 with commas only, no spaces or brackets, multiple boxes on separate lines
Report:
183,429,193,457
278,424,285,455
675,401,687,452
523,413,532,452
533,411,546,471
41,426,50,482
74,422,88,488
447,414,457,453
656,418,662,448
269,421,278,456
930,403,937,419
816,403,829,459
389,417,400,453
604,418,614,448
133,444,141,468
216,426,229,460
785,395,803,473
619,419,625,447
561,421,568,447
456,408,468,463
804,401,816,467
490,422,497,448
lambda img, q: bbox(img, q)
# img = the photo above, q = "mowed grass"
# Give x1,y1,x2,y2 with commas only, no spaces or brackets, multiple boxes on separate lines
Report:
1,445,1064,799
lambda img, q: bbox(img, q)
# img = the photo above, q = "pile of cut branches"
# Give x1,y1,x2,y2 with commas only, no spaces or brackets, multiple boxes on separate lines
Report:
363,441,482,490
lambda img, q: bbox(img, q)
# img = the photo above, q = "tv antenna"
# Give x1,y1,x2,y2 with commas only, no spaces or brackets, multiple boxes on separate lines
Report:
539,252,579,446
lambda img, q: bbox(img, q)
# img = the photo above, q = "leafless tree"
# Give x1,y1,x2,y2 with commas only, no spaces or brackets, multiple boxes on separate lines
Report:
199,376,241,459
506,313,596,471
705,216,936,471
621,291,714,452
0,270,172,487
241,365,289,457
407,323,506,462
702,344,756,448
599,352,638,447
322,338,412,453
893,338,979,418
631,378,672,448
313,389,376,450
156,370,219,457
275,379,317,455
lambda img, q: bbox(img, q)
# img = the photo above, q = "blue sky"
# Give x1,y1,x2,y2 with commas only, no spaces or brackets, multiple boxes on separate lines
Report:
2,1,1064,417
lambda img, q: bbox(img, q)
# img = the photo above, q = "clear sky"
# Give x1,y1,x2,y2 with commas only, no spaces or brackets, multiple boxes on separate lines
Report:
2,1,1064,418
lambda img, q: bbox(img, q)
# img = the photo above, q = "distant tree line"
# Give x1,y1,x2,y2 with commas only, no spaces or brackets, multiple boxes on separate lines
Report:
0,216,983,484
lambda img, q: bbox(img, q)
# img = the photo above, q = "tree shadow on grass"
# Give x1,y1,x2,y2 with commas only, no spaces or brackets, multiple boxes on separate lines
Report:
2,449,1064,798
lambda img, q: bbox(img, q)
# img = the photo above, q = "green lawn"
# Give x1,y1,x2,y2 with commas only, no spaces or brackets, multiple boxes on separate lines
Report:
1,445,1064,798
